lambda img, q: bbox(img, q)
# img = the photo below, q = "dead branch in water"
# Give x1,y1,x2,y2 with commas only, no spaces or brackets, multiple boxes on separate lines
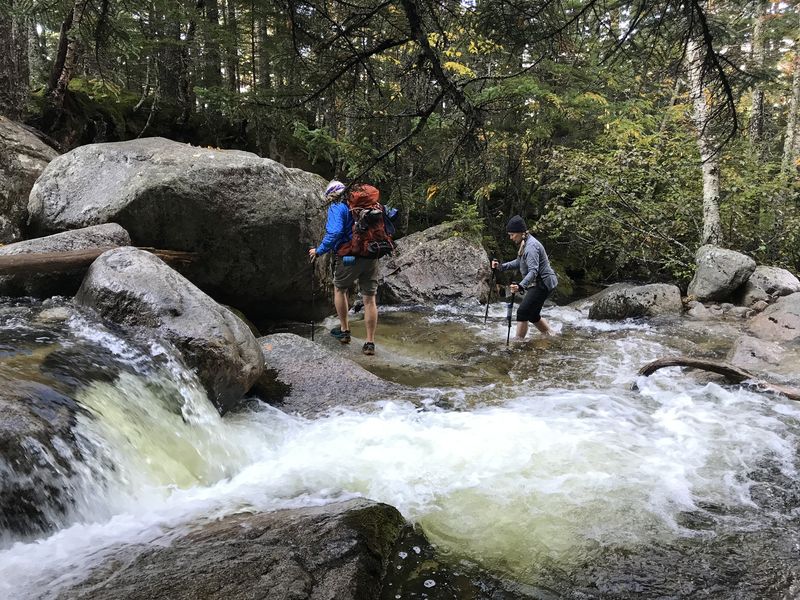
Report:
636,356,800,401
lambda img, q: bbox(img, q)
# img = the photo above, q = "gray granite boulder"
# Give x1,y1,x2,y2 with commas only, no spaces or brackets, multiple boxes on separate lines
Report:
28,137,327,320
378,223,490,305
258,333,402,417
747,266,800,297
0,223,130,297
727,335,786,372
748,292,800,343
76,247,263,414
687,245,756,302
0,117,58,242
56,499,408,600
588,283,683,320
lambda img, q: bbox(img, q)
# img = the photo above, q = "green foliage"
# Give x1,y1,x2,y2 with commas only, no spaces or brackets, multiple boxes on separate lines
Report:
446,199,485,240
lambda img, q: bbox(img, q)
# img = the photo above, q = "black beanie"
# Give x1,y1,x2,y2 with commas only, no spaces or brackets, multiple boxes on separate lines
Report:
506,215,527,233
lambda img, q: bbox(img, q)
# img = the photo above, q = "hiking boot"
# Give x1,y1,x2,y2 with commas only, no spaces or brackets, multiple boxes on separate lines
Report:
362,342,375,356
330,327,351,344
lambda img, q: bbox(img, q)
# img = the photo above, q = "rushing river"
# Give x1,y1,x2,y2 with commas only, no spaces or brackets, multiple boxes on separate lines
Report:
1,297,800,599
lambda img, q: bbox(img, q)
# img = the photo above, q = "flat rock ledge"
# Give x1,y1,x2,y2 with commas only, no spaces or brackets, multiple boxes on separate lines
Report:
56,498,407,600
258,333,407,417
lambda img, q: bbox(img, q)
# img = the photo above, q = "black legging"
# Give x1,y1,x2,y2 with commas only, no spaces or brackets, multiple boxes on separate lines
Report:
516,282,551,323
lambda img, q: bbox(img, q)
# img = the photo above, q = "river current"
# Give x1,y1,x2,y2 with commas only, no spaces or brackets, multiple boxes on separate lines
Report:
1,297,799,599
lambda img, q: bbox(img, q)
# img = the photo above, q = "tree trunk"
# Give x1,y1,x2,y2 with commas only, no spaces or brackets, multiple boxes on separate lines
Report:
0,247,194,275
46,0,90,112
783,38,800,172
225,0,238,92
0,1,30,120
748,0,768,146
686,36,723,246
204,0,223,88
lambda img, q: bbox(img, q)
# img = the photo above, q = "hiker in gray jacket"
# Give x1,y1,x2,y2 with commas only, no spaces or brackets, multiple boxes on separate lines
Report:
491,215,557,340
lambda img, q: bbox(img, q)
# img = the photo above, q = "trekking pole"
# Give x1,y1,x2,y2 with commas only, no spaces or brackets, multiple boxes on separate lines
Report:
309,252,316,341
484,258,497,325
506,284,516,347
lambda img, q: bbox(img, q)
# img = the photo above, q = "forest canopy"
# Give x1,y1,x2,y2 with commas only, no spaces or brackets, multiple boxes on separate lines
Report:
1,0,798,287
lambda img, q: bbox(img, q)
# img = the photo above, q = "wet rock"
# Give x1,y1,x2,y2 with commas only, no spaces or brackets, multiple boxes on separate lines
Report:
258,333,402,417
378,223,490,305
569,283,634,312
687,245,756,302
0,223,130,298
588,283,683,320
27,137,327,321
0,117,59,243
727,335,785,372
0,381,96,537
748,292,800,343
57,499,407,600
76,247,263,414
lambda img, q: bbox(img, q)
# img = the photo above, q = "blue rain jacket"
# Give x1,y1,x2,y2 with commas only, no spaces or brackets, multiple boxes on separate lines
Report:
315,202,353,255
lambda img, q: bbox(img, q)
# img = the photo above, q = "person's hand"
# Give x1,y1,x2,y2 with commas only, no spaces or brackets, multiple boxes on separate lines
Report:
308,247,317,260
491,259,499,270
509,283,519,294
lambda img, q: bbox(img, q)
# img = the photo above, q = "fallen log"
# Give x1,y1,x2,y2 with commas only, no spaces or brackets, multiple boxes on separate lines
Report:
636,356,800,401
0,246,194,276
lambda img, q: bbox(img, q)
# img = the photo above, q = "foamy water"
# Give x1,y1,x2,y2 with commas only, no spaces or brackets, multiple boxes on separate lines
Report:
1,301,798,597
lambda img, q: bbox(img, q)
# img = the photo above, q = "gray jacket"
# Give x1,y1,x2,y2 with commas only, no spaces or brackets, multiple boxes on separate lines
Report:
501,234,558,291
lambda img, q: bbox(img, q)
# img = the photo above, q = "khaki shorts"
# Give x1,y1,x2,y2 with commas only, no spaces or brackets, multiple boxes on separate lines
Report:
334,256,379,296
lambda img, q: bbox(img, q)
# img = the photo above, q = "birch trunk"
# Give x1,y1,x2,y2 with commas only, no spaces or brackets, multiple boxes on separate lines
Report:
686,36,723,246
748,0,768,145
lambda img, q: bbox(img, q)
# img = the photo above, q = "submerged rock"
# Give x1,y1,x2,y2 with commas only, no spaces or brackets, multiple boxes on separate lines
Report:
76,247,263,414
0,381,97,538
56,498,407,600
27,137,327,321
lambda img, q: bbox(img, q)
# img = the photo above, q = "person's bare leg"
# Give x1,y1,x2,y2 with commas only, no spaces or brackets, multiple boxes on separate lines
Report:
363,294,377,343
534,318,553,336
515,321,529,340
334,288,350,331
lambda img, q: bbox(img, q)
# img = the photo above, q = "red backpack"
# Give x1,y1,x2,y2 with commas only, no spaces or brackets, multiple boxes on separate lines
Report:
337,184,395,259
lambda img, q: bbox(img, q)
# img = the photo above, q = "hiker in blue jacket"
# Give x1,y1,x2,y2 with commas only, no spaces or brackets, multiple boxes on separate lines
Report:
308,180,381,355
492,215,557,340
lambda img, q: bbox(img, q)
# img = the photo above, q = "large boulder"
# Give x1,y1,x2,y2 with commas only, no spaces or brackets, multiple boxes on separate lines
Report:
588,283,683,320
258,333,402,417
76,247,264,414
747,266,800,297
378,223,490,305
57,499,408,600
0,117,59,243
687,245,756,302
748,292,800,343
28,137,327,320
0,223,130,297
